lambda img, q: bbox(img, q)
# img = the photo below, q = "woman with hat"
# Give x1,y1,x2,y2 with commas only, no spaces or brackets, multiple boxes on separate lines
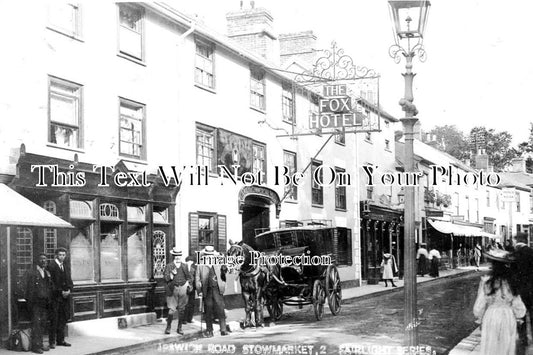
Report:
380,253,398,287
163,247,193,335
473,249,526,355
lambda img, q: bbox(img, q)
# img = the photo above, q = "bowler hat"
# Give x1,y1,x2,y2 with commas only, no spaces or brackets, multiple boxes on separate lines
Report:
202,246,216,255
170,247,183,256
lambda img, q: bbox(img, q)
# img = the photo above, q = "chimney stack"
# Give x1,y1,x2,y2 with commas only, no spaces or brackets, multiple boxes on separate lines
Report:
226,7,279,64
279,31,317,68
511,157,526,173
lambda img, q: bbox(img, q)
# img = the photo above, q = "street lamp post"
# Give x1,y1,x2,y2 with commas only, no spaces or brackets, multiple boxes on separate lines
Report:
388,0,431,347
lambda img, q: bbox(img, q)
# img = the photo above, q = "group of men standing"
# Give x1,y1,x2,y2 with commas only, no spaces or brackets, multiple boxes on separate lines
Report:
25,248,73,354
164,245,229,338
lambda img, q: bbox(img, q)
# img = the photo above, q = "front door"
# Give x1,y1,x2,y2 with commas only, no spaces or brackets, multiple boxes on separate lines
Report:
242,204,269,248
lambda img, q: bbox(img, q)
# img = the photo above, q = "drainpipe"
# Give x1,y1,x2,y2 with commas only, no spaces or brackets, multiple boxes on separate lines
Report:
177,21,196,45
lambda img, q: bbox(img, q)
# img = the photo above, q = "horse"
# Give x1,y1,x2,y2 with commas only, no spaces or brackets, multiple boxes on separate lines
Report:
227,240,271,328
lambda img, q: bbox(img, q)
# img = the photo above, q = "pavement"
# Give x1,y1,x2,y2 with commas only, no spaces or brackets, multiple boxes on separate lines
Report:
0,267,479,355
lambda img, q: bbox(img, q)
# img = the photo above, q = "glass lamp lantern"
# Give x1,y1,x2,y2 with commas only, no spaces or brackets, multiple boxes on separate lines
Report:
388,0,431,40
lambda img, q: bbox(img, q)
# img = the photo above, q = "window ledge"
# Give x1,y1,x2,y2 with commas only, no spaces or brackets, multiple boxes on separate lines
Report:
250,106,266,115
335,141,346,146
194,83,216,94
117,52,146,67
365,140,373,144
282,118,295,125
385,148,392,153
312,203,324,209
283,199,298,204
118,156,148,165
46,26,84,42
335,208,347,212
47,143,85,154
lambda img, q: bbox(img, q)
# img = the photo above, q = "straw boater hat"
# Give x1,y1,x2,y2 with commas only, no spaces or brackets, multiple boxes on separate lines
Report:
170,247,183,256
483,248,516,263
202,246,216,255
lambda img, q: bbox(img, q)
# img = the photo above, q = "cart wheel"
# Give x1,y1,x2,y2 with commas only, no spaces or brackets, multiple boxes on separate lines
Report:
267,297,283,321
325,264,342,315
313,280,325,321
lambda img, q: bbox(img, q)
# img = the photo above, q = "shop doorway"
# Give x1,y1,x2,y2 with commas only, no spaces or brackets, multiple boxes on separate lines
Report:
242,198,270,248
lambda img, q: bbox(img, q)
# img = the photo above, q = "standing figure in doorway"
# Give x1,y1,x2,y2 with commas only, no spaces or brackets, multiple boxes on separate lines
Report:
164,247,192,335
47,247,73,349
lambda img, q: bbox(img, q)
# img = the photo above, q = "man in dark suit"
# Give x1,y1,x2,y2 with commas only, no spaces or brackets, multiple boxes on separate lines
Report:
184,255,197,323
512,232,533,355
163,248,192,335
25,253,52,354
195,246,229,338
47,247,73,348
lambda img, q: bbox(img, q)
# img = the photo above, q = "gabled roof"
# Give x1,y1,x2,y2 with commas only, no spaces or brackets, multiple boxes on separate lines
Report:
498,172,533,191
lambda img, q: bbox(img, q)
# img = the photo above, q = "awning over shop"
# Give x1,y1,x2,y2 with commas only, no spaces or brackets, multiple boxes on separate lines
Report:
428,219,496,239
0,183,73,228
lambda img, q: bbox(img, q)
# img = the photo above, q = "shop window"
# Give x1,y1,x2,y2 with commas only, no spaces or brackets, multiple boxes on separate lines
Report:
127,206,146,222
119,98,145,159
152,230,167,279
100,223,122,281
49,76,82,149
311,160,323,206
127,227,147,281
99,203,120,220
70,200,93,219
16,227,33,278
283,150,297,201
44,228,58,262
47,2,81,38
250,69,266,111
195,41,215,89
196,124,216,172
118,3,144,61
336,228,352,266
70,225,94,283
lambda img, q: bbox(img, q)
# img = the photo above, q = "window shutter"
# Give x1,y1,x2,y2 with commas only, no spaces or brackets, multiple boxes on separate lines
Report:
189,212,199,256
347,229,352,265
217,215,227,253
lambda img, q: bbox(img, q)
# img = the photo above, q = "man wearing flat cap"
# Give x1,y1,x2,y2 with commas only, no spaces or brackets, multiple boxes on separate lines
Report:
164,247,192,335
195,246,229,337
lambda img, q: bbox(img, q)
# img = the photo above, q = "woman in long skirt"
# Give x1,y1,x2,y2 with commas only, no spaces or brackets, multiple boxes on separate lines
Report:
473,249,526,355
381,253,398,287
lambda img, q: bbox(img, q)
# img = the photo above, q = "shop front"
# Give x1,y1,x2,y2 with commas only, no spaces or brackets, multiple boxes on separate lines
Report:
360,202,403,284
9,151,178,326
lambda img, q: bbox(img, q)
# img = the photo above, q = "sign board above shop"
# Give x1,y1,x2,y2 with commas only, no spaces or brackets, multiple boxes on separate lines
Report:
501,188,516,203
309,84,364,130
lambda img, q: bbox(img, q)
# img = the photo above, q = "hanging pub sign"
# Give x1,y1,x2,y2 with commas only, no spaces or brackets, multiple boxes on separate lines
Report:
309,84,363,129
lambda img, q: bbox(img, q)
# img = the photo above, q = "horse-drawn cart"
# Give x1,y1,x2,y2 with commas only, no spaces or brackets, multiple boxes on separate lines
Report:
255,226,344,321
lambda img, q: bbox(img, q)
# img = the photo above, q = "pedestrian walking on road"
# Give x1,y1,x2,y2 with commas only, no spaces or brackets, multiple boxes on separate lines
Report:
474,243,482,270
416,244,429,277
473,249,526,355
164,248,192,335
428,247,441,277
511,232,533,355
380,253,397,287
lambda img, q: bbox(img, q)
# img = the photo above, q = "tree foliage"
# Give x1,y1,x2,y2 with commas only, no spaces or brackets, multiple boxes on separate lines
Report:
469,126,518,172
428,125,470,161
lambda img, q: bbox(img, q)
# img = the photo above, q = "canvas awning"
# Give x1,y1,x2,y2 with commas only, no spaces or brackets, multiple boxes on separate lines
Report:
0,183,73,228
428,219,496,239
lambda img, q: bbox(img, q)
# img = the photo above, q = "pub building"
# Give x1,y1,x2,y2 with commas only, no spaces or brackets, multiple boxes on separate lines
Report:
3,147,178,332
360,200,403,284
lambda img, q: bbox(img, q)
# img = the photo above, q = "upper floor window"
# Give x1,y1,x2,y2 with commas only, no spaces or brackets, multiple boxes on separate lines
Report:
283,151,297,201
311,160,323,206
118,4,144,61
119,98,145,159
282,83,294,123
385,139,390,151
365,132,372,142
196,124,216,172
195,41,215,89
486,191,491,207
335,129,346,145
250,69,266,111
335,167,347,210
516,191,521,212
47,3,82,38
49,76,83,149
253,142,266,181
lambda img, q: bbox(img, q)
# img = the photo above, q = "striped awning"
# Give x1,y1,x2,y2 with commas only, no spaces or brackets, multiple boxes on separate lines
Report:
0,183,73,228
428,219,496,238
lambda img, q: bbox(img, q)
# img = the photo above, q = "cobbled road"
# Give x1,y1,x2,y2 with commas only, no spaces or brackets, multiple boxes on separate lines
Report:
127,272,483,355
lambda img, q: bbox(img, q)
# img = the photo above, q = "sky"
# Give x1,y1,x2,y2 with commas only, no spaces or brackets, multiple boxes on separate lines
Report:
173,0,533,146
